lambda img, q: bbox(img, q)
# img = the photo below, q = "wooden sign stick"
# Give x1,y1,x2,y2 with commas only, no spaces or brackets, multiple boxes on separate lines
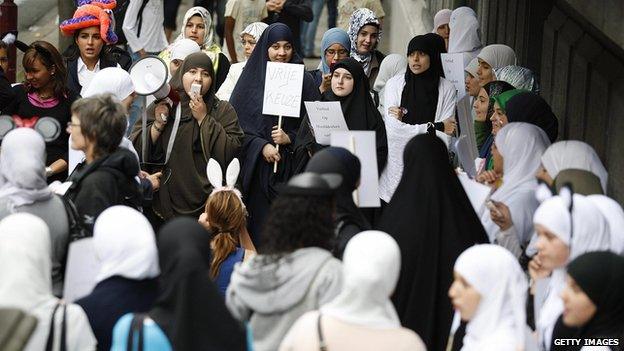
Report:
273,115,283,173
349,136,359,206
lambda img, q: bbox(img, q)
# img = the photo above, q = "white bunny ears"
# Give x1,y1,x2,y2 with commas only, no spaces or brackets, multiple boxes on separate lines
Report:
207,158,244,203
536,182,573,211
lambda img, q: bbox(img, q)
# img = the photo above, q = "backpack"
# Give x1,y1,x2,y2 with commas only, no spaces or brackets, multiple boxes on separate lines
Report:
113,0,151,47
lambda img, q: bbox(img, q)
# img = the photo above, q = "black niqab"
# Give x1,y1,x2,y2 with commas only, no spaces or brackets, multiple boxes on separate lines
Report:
377,134,488,351
400,33,446,125
150,218,246,351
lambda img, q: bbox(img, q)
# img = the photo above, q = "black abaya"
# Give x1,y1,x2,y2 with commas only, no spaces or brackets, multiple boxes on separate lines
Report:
377,133,489,351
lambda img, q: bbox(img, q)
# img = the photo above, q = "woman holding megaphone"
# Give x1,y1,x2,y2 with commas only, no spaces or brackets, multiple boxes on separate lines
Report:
130,52,243,223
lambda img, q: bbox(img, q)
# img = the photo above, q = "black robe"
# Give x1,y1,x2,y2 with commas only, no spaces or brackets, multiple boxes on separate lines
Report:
377,134,489,351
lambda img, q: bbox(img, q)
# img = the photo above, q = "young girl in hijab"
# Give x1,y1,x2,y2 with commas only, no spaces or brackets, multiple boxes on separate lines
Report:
432,9,452,50
76,206,159,351
130,52,244,221
226,173,343,351
0,213,96,351
378,134,489,351
448,7,483,65
464,57,481,98
380,33,456,203
310,28,351,93
480,123,550,257
280,230,426,351
372,53,406,113
2,41,79,183
477,44,517,86
561,251,624,349
305,147,370,258
0,129,68,297
111,217,247,351
530,189,613,350
159,6,231,90
472,80,514,161
347,8,385,86
295,57,387,173
449,244,529,351
216,22,268,101
229,23,321,244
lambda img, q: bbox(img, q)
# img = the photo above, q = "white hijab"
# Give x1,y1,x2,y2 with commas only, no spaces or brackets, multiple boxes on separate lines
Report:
94,206,160,283
0,129,52,210
586,195,624,254
533,190,612,350
482,123,550,243
82,67,135,102
455,244,527,351
448,7,482,56
176,6,215,49
541,140,608,193
170,38,202,61
464,57,479,78
322,230,401,329
477,44,517,70
432,9,452,32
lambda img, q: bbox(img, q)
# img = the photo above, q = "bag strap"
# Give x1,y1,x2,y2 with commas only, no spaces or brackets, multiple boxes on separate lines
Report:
127,313,146,351
45,301,67,351
317,313,327,351
136,0,150,38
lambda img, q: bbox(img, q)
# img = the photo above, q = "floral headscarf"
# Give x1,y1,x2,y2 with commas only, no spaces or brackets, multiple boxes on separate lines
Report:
347,8,382,75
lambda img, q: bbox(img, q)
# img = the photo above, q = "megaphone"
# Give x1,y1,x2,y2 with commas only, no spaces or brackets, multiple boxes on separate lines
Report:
0,115,62,142
129,56,180,122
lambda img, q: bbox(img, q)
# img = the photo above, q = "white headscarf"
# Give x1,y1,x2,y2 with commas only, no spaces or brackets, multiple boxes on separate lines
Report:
541,140,608,193
464,57,479,78
432,9,452,32
0,213,53,310
533,190,612,349
454,244,528,351
348,8,381,76
482,123,550,243
322,230,401,329
83,67,135,102
586,195,624,254
170,38,202,61
176,6,215,49
448,7,482,55
94,206,160,283
477,44,517,70
373,53,406,92
0,129,52,211
241,22,269,42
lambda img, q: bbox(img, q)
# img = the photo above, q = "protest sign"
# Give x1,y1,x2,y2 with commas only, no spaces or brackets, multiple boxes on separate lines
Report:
331,131,380,207
262,62,305,118
441,53,467,99
304,101,348,145
455,94,478,163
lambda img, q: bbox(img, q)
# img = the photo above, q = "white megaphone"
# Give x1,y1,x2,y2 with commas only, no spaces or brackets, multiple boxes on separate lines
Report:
129,56,179,122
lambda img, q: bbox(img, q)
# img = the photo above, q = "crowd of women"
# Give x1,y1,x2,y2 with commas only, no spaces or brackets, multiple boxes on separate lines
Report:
0,1,622,350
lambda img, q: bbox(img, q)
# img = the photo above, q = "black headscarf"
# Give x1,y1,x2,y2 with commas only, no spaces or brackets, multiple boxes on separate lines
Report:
377,134,489,351
568,251,624,342
505,92,559,142
150,218,246,351
400,33,446,125
169,51,216,120
305,147,371,255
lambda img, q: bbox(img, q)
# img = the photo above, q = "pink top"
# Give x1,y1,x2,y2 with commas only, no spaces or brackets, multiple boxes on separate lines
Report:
27,92,60,108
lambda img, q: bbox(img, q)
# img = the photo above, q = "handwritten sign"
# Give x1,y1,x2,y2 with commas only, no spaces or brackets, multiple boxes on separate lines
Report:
331,131,380,208
262,62,305,117
441,53,467,99
304,101,348,145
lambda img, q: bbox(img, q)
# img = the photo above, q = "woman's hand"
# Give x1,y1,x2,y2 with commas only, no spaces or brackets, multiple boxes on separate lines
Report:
154,102,169,128
198,212,210,231
489,200,512,230
528,255,551,281
271,126,291,145
262,143,281,163
476,170,500,186
443,118,457,135
388,106,404,121
189,93,208,122
319,73,331,94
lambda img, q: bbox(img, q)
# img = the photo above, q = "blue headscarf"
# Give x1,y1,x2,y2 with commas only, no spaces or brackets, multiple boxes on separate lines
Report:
320,28,350,74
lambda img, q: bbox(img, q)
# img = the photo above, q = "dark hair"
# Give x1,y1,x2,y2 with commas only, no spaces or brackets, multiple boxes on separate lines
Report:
71,94,127,159
0,41,7,51
260,194,335,256
63,27,107,62
23,41,68,98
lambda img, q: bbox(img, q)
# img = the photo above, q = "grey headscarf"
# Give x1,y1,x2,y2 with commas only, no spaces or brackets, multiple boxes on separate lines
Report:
0,128,52,211
494,65,539,93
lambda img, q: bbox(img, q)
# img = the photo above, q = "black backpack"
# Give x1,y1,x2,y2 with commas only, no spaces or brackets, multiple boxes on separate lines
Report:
113,0,151,46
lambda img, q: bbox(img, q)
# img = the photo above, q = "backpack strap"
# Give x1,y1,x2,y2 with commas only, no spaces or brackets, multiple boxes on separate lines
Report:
136,0,150,38
45,301,67,351
127,313,146,351
317,313,327,351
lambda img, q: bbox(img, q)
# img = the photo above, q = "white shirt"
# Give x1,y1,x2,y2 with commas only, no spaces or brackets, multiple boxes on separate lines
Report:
216,61,245,101
122,0,168,53
379,75,456,202
77,57,100,96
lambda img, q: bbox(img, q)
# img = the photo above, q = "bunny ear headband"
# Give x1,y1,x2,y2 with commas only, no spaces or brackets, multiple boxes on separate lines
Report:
207,158,244,206
60,1,118,44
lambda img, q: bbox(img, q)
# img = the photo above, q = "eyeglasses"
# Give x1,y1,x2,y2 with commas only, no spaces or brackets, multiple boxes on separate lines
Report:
325,49,349,57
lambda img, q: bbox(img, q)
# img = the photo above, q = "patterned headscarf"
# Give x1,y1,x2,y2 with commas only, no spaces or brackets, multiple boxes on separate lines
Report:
347,8,382,75
494,65,539,93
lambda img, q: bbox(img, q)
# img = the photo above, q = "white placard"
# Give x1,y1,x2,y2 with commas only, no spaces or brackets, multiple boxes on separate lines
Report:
63,238,101,302
455,135,477,178
456,94,478,163
441,53,467,99
304,101,348,145
262,62,305,117
457,173,492,213
331,131,380,208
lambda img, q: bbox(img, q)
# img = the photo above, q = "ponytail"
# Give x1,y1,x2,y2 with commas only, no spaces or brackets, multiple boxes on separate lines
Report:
209,231,239,279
